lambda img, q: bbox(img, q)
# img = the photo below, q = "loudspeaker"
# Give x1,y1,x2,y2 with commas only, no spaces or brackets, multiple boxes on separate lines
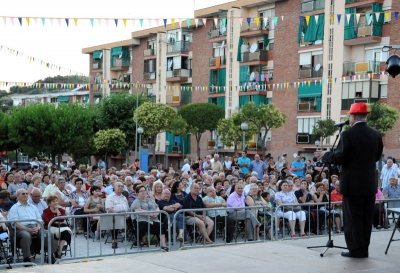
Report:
386,54,400,78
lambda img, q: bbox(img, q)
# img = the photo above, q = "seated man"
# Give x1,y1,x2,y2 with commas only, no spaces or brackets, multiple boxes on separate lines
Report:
202,186,234,242
157,189,184,243
182,183,214,244
28,188,48,216
227,183,260,241
383,175,400,209
8,188,55,264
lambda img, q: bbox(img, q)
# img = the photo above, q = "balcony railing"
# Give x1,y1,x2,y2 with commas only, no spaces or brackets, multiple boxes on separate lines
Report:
143,48,156,57
241,50,268,63
92,60,102,70
208,27,227,39
298,66,323,78
209,56,226,66
166,91,192,104
111,57,130,67
166,69,190,78
301,0,325,13
345,0,374,4
240,19,270,32
342,60,380,76
167,41,190,53
143,71,156,81
208,87,225,94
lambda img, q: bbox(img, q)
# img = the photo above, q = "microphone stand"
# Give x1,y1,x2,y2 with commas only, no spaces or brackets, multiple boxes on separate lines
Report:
307,125,347,257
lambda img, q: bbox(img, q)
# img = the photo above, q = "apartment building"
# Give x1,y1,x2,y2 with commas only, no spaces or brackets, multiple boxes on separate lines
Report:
82,0,400,168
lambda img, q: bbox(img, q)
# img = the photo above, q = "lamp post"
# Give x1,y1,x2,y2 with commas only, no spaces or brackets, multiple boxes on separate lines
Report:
315,140,320,151
241,122,248,151
137,127,144,154
134,81,140,159
165,140,170,169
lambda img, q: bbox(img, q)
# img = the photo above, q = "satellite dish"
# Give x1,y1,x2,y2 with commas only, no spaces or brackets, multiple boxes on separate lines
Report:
250,43,258,53
314,63,321,71
250,72,255,81
293,153,298,158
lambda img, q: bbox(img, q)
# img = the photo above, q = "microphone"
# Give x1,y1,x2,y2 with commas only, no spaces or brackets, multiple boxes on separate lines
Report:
334,120,349,127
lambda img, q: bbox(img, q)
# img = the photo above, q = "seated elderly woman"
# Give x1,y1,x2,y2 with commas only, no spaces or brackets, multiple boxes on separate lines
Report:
227,183,261,241
83,185,104,241
28,174,46,194
275,180,307,238
42,194,72,259
131,185,169,251
157,189,184,243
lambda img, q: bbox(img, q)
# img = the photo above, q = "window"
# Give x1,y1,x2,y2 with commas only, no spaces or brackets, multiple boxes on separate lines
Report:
380,84,387,98
297,117,320,134
166,56,189,71
144,59,155,73
365,48,388,62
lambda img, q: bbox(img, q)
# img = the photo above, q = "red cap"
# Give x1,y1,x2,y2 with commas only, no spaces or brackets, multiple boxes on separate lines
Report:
349,102,370,115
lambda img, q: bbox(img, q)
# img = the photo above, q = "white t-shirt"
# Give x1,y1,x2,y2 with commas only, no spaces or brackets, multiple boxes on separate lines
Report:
181,163,190,173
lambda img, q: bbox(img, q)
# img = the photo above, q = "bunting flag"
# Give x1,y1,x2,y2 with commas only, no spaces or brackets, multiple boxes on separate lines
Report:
0,45,88,76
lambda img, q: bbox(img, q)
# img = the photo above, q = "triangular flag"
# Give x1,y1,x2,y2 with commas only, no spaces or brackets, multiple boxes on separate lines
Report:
366,13,370,23
281,16,284,21
114,19,118,27
330,14,334,24
65,18,69,27
346,14,351,24
222,18,226,26
255,17,260,27
148,19,152,27
186,18,191,28
273,17,278,26
163,19,167,28
202,18,207,26
263,17,268,28
18,18,22,26
315,15,319,24
90,19,94,27
74,18,78,27
49,18,53,25
214,18,218,27
355,14,360,24
246,17,251,27
305,16,310,25
195,18,199,28
384,12,390,21
105,19,109,26
171,18,175,28
178,18,183,28
395,12,399,20
123,19,127,27
238,17,243,26
26,18,30,26
41,18,45,26
139,19,143,27
337,14,341,24
2,17,6,25
375,12,380,21
155,18,159,27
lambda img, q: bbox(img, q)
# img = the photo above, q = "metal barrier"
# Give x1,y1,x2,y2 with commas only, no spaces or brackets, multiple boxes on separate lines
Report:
172,205,274,250
0,219,45,269
46,210,171,264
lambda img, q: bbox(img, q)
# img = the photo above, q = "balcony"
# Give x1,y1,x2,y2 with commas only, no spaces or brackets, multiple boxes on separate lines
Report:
143,48,156,58
143,71,156,82
342,60,380,76
301,0,325,13
110,57,130,71
92,60,102,71
345,0,384,8
208,86,225,95
344,24,382,46
166,69,190,82
298,66,323,78
240,20,270,38
208,27,227,42
166,91,192,105
209,56,226,67
298,97,320,112
167,41,190,54
240,50,268,65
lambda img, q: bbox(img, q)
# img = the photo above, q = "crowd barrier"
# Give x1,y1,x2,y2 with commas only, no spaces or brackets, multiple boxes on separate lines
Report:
1,198,399,266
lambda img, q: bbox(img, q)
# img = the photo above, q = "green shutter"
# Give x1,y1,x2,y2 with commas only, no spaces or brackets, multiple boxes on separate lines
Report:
344,8,356,40
253,95,268,108
263,34,269,49
93,51,102,59
298,82,322,98
239,95,250,109
208,97,213,104
57,96,69,102
316,96,322,111
209,70,214,86
239,66,249,86
111,47,123,56
316,14,325,40
372,3,383,37
216,96,225,111
237,36,243,62
182,134,191,154
304,15,318,42
217,68,226,86
166,132,175,153
93,93,102,97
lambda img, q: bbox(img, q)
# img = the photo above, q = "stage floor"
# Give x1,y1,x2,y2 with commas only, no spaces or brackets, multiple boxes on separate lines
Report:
10,230,400,273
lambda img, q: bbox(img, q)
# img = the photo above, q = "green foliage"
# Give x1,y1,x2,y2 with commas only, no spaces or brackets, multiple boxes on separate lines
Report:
0,90,8,98
0,112,19,151
94,129,127,157
237,102,287,156
0,97,13,113
312,119,338,144
217,113,258,153
179,103,225,156
367,102,400,136
96,93,148,150
168,116,188,136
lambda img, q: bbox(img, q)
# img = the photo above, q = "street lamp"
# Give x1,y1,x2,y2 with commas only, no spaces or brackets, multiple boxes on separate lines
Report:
165,140,170,169
134,81,140,159
137,127,144,153
315,140,321,151
241,122,248,151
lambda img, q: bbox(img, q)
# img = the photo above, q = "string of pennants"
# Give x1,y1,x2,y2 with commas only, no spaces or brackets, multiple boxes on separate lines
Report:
0,45,88,76
0,11,399,28
300,11,399,25
0,72,387,92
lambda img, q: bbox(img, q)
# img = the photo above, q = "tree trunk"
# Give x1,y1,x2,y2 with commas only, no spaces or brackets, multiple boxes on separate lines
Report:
261,130,268,158
234,142,238,156
151,135,156,168
196,133,201,158
57,153,61,169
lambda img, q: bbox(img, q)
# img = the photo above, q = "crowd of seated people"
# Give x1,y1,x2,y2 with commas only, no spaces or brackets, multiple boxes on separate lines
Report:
0,154,399,264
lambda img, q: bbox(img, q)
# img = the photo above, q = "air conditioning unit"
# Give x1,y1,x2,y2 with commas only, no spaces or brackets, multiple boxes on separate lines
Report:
299,69,312,78
93,63,100,69
210,29,220,38
297,134,310,144
298,102,311,111
358,26,372,37
302,1,314,12
209,58,216,66
143,73,150,80
172,146,180,153
354,98,368,103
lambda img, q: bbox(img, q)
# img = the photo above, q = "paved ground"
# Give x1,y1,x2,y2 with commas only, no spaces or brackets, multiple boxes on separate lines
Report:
5,228,400,273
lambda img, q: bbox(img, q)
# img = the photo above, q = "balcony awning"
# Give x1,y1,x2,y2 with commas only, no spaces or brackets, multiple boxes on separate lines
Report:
57,96,69,102
298,82,322,98
93,50,102,59
111,47,123,56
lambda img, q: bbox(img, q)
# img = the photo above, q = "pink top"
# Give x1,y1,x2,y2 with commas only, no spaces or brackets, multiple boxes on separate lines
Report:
227,191,245,213
376,189,383,200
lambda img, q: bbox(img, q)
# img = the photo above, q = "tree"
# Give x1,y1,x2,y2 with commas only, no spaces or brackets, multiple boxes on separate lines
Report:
312,119,338,145
96,93,148,154
217,114,258,154
134,102,177,165
237,102,287,157
94,129,127,167
179,103,225,157
0,111,19,152
367,102,400,136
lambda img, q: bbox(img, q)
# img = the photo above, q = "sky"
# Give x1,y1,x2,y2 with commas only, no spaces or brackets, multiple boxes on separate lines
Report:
0,0,234,89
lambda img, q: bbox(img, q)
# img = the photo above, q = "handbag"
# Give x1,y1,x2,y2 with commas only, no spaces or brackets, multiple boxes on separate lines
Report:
283,205,301,212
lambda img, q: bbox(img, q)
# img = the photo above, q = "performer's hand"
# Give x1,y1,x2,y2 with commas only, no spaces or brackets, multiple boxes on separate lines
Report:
314,150,328,161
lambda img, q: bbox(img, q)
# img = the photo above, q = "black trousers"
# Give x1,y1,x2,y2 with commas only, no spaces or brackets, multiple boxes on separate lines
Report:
342,194,375,257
